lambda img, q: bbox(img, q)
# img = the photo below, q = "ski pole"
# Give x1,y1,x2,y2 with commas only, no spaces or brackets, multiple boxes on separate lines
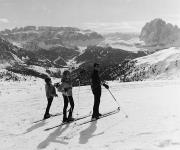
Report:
76,79,80,118
107,89,128,118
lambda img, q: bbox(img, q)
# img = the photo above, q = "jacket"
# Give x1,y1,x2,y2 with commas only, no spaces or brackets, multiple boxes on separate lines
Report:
45,83,56,99
61,77,73,96
91,70,101,94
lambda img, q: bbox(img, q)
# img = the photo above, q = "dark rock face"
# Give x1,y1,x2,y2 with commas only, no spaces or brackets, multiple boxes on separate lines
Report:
76,46,146,66
71,46,146,86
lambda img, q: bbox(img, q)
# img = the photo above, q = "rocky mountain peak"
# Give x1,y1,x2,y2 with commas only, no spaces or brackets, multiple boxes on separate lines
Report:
140,18,180,47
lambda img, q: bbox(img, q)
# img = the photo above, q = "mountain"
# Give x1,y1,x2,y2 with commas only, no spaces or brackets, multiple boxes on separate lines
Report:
4,24,180,83
82,47,180,82
140,18,180,52
76,46,146,66
0,26,104,51
0,37,26,65
70,46,146,85
0,37,69,80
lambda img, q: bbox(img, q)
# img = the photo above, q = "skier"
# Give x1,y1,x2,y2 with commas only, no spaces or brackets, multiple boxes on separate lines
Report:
91,63,109,120
61,70,75,123
44,77,58,119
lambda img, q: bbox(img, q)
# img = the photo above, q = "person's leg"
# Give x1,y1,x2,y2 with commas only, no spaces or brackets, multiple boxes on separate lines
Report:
96,94,101,115
68,96,74,120
44,97,53,119
92,89,101,118
63,95,68,122
92,93,98,118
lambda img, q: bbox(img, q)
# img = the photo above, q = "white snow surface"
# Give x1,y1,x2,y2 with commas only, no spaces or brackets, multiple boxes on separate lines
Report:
136,47,180,65
0,79,180,150
12,42,23,48
27,65,66,76
129,47,180,80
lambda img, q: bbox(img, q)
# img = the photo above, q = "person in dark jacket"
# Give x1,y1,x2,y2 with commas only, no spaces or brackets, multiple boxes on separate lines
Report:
44,77,58,119
91,63,109,120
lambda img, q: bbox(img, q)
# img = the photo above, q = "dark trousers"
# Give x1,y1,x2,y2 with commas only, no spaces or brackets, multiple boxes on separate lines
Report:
92,91,101,117
63,95,74,119
44,97,53,116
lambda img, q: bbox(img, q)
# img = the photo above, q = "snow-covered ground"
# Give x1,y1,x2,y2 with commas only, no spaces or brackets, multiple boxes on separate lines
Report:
0,79,180,150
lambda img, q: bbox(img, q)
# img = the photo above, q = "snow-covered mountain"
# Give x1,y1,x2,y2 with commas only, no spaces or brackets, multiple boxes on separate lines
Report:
0,37,23,65
1,22,180,83
0,36,70,80
0,33,147,82
0,26,104,51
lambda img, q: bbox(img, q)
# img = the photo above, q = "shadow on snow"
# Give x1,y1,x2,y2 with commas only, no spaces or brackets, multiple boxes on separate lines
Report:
79,121,104,144
24,120,46,134
37,124,70,149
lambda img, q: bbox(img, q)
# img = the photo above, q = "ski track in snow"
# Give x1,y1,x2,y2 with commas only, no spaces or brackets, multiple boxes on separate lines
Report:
0,80,180,150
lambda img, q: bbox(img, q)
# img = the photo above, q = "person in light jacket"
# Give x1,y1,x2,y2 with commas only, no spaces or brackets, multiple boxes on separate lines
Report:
61,70,75,122
44,77,58,119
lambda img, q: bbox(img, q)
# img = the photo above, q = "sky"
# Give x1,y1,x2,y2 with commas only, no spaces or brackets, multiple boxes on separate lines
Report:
0,0,180,33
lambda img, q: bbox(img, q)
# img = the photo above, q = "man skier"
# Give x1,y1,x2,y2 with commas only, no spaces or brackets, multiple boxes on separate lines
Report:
91,63,109,120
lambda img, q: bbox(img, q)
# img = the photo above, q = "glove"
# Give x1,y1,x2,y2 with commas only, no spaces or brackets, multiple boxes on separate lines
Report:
54,83,60,87
103,83,109,89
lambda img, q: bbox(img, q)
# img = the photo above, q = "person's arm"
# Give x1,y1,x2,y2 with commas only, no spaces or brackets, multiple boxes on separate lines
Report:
52,86,58,97
45,84,51,98
100,76,109,89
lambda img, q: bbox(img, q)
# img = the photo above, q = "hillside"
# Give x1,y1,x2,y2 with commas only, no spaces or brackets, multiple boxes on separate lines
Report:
123,47,180,81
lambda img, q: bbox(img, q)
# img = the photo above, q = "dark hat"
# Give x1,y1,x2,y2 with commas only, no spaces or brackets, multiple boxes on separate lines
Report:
93,63,99,67
63,70,70,76
45,77,51,83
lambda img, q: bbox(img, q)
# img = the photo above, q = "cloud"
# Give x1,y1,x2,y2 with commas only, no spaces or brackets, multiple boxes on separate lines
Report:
81,21,145,33
163,14,180,27
0,18,9,23
124,0,133,2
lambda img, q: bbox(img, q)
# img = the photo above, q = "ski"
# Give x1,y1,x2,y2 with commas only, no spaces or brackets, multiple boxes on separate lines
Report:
77,107,120,126
44,111,92,131
32,112,64,123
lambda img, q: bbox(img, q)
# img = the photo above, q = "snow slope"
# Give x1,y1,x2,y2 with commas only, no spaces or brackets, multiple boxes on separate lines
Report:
126,47,180,81
0,79,180,150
